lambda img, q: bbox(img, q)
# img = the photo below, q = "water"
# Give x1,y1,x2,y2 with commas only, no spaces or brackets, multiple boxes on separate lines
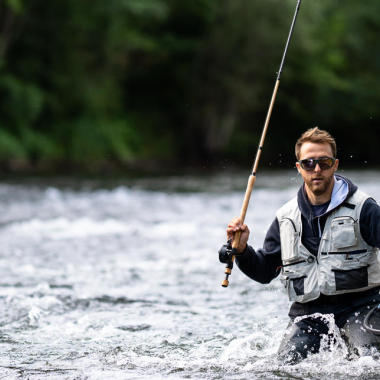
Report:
0,170,379,379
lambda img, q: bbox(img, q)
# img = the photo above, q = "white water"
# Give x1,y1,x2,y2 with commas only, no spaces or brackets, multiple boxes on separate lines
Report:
0,170,379,379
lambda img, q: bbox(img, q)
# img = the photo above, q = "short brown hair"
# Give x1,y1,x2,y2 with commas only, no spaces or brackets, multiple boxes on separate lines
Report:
295,127,337,160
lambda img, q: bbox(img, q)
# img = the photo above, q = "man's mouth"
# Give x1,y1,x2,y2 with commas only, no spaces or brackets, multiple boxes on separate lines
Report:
311,178,324,183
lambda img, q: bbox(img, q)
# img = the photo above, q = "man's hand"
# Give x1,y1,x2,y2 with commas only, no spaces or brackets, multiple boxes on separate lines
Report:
226,217,250,254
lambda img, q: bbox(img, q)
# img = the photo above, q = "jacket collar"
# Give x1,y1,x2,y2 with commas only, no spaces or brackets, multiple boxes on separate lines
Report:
297,174,358,220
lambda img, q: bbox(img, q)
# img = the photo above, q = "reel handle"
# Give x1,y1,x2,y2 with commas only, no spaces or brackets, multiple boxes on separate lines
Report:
221,232,240,287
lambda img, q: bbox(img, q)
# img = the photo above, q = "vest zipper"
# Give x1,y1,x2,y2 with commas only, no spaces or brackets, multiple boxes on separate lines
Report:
282,259,307,267
317,217,322,238
321,249,367,256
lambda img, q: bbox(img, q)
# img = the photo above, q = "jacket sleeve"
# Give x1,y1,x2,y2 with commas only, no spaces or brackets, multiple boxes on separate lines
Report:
235,218,282,284
360,198,380,248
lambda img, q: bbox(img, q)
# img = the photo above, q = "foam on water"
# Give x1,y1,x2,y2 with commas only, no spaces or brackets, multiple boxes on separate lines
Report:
4,218,130,240
0,171,379,379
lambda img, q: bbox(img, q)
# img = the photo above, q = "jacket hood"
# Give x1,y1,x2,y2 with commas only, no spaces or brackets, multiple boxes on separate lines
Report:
297,174,358,220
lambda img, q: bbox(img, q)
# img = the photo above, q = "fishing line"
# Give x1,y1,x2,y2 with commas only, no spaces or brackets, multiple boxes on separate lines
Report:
363,303,380,335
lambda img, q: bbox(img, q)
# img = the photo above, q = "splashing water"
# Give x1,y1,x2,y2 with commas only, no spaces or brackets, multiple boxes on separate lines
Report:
0,170,379,379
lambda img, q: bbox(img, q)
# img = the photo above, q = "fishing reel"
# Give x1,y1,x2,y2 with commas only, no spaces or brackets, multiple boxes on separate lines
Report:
220,239,238,287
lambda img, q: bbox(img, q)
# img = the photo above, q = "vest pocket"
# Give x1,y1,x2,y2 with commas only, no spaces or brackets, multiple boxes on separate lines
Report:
283,274,307,297
279,218,300,264
331,217,357,249
291,275,307,296
332,266,369,291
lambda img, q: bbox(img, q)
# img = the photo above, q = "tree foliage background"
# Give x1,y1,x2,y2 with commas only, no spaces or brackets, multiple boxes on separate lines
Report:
0,0,379,173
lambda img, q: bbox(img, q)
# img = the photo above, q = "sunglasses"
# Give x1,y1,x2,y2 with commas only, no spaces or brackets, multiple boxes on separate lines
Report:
298,156,336,171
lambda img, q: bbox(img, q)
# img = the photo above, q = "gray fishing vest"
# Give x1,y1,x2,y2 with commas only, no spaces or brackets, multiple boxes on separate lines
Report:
276,189,380,303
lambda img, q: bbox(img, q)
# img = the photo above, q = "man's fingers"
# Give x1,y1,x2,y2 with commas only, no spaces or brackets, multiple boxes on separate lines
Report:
226,217,250,241
240,224,250,233
230,217,242,226
227,224,247,232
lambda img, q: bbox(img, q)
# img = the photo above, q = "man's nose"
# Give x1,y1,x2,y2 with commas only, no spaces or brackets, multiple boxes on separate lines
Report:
314,163,322,172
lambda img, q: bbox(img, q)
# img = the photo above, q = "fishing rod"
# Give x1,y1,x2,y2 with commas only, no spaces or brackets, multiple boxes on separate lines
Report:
221,0,302,287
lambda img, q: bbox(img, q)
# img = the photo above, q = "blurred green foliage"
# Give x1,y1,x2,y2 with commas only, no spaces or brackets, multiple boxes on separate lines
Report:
0,0,379,172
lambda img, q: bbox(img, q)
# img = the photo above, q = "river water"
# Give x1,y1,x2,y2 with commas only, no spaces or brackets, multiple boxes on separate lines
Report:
0,170,379,379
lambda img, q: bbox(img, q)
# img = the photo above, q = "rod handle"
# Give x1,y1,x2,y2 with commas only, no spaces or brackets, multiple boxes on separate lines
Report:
238,174,256,224
221,175,255,287
221,256,235,287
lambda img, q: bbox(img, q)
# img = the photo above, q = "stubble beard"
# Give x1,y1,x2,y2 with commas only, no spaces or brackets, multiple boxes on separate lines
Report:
306,174,334,197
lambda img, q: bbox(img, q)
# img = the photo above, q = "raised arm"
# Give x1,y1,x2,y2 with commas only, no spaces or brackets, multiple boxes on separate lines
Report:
219,218,282,284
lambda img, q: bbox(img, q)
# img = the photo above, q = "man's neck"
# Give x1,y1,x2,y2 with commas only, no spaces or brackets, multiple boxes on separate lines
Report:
305,182,334,205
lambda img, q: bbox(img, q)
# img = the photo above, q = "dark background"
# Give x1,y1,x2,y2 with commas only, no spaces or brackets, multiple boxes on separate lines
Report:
0,0,379,175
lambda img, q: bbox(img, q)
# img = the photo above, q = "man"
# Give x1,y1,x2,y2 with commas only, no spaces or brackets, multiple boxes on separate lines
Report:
219,127,380,362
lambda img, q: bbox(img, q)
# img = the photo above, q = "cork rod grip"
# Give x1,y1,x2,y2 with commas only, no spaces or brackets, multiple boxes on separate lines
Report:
232,174,256,248
221,174,256,287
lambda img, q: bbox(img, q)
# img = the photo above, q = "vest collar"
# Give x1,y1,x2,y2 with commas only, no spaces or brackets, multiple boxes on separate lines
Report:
297,174,358,219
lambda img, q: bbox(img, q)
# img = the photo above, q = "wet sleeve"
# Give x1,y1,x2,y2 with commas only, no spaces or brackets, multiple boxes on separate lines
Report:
360,198,380,248
235,218,282,284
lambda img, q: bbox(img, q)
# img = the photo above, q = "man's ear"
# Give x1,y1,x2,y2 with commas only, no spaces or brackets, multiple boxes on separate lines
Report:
334,158,339,172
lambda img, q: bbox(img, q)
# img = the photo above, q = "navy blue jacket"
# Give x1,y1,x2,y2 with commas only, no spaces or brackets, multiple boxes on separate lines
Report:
226,175,380,323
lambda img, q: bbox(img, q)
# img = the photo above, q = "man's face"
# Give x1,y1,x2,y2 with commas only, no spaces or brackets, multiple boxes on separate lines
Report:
296,142,339,197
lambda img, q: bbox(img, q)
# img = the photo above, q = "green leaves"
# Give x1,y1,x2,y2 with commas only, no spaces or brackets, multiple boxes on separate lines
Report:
0,0,379,171
4,0,24,13
0,128,26,159
67,117,141,163
0,75,44,127
123,0,168,19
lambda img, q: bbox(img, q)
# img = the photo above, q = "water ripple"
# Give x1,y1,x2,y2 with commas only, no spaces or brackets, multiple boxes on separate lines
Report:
0,172,378,379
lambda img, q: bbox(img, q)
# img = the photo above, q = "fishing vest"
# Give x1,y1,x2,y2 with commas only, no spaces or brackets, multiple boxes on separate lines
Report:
276,189,380,303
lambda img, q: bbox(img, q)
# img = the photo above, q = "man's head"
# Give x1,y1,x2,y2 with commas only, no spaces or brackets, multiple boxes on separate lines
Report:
295,127,339,201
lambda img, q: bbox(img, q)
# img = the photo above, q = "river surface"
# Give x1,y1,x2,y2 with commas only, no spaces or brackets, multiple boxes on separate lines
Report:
0,170,379,379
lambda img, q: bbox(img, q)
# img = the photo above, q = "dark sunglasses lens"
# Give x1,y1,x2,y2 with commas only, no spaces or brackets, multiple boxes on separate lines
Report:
300,157,335,171
301,159,315,171
318,157,334,170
